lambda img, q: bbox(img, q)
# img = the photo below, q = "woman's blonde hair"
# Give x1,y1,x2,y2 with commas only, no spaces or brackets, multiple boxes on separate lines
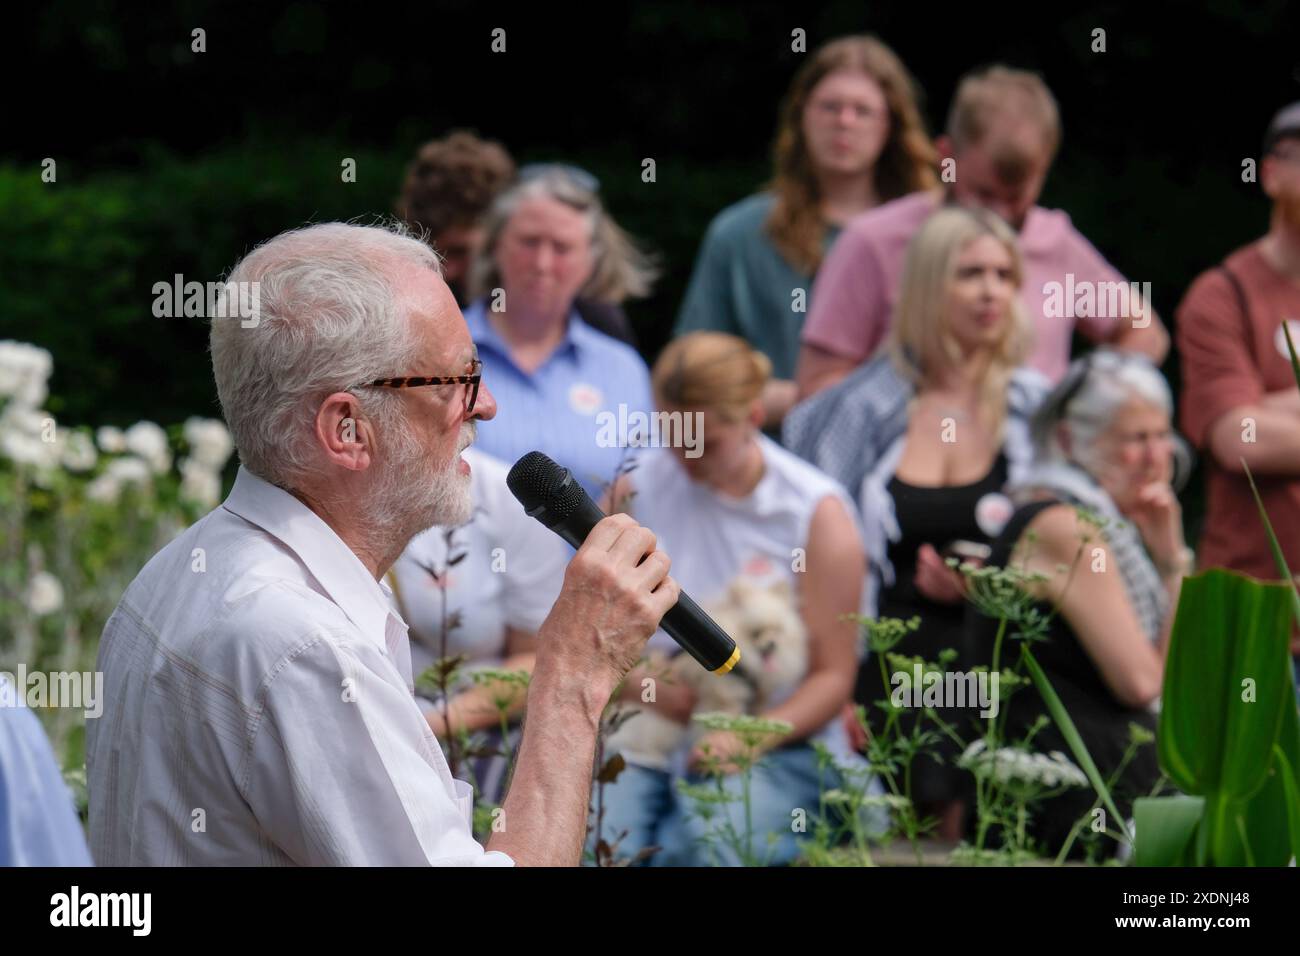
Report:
652,332,771,423
887,206,1033,440
767,35,938,274
470,167,659,305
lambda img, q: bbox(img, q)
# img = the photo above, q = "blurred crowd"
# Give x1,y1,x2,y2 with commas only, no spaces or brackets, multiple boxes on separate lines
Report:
7,34,1300,867
379,35,1300,864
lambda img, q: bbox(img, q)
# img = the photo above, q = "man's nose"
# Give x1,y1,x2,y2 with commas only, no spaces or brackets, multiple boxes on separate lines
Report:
533,244,554,274
472,382,498,422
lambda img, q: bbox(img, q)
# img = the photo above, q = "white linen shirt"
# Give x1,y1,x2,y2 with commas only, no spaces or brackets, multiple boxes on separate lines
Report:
86,466,514,866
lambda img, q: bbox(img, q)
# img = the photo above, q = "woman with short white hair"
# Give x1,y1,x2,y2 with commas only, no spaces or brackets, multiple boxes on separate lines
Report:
963,348,1190,858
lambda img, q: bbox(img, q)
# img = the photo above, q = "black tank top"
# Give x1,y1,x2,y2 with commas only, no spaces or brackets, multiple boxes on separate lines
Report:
857,451,1010,708
881,450,1009,614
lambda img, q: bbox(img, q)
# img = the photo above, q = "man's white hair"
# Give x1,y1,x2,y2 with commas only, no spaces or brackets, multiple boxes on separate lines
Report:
210,220,440,491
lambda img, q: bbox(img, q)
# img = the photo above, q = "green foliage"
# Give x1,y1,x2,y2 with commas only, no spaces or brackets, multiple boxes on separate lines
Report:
0,142,761,429
1136,569,1299,866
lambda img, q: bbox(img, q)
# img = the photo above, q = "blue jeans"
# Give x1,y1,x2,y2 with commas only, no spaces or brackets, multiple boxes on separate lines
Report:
588,745,842,867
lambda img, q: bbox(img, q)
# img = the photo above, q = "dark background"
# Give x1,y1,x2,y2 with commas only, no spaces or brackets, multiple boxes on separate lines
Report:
4,1,1299,543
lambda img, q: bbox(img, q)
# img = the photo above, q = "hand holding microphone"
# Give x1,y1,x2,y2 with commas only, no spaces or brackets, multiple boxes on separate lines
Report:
508,451,740,675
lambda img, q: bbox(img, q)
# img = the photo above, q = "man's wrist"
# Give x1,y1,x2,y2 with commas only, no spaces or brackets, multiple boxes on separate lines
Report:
530,651,619,729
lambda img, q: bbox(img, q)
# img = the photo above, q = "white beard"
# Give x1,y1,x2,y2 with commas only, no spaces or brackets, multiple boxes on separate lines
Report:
371,421,474,542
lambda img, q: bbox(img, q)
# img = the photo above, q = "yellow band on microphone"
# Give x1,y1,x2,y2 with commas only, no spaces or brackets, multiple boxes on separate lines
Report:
712,646,741,676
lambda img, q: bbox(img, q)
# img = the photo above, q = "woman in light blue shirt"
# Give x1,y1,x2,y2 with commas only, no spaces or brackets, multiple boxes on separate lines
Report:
464,166,658,498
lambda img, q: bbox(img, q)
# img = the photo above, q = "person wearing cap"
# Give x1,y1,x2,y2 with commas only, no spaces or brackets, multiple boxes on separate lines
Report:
1175,101,1300,671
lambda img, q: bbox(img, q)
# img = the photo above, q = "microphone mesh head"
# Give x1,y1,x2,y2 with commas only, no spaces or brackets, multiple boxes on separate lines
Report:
507,451,589,519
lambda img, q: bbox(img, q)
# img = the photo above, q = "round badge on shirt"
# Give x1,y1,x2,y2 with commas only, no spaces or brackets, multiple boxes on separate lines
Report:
568,382,604,416
742,554,777,580
975,492,1014,540
1274,319,1300,359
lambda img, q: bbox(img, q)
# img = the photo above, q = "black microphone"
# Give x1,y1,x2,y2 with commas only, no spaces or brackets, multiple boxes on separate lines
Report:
506,451,739,675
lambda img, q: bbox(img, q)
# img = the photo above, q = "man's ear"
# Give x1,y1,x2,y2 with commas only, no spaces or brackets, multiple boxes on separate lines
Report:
935,134,956,162
747,399,765,430
314,391,375,472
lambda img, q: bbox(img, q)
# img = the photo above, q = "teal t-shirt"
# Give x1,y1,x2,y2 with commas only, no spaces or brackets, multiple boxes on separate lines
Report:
673,193,841,381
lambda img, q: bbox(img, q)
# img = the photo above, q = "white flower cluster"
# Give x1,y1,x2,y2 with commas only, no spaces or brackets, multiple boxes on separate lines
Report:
958,739,1089,790
0,340,234,508
25,570,64,616
177,417,234,508
84,423,160,502
0,341,68,477
0,340,53,408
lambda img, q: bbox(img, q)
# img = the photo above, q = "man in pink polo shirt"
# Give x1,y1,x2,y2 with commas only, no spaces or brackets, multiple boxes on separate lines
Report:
796,65,1169,397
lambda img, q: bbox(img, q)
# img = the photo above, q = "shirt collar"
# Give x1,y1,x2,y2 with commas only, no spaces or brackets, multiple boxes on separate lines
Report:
221,466,406,651
936,190,1050,255
466,299,585,366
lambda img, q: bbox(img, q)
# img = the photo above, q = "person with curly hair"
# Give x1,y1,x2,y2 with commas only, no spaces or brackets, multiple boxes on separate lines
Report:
396,130,516,305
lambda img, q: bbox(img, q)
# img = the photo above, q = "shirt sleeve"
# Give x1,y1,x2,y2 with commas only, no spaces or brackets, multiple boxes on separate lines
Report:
1175,269,1263,449
674,217,741,338
243,634,514,866
0,685,94,866
799,225,890,362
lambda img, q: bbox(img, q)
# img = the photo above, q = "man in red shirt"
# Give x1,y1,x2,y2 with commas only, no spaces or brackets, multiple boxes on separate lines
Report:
1176,102,1300,656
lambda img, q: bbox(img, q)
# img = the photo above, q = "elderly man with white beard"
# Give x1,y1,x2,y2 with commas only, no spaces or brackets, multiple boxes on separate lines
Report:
86,222,679,866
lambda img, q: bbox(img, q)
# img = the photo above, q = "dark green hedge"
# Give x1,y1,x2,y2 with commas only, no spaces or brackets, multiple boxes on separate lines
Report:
0,140,761,427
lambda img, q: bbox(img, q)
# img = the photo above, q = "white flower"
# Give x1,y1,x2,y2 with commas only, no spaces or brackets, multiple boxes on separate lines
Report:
0,406,61,471
182,417,234,471
96,425,127,453
0,341,54,410
123,421,172,474
106,455,152,488
85,473,122,504
178,457,221,508
1045,751,1089,788
958,741,1087,790
61,430,97,472
959,739,987,763
88,456,154,503
25,571,64,616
